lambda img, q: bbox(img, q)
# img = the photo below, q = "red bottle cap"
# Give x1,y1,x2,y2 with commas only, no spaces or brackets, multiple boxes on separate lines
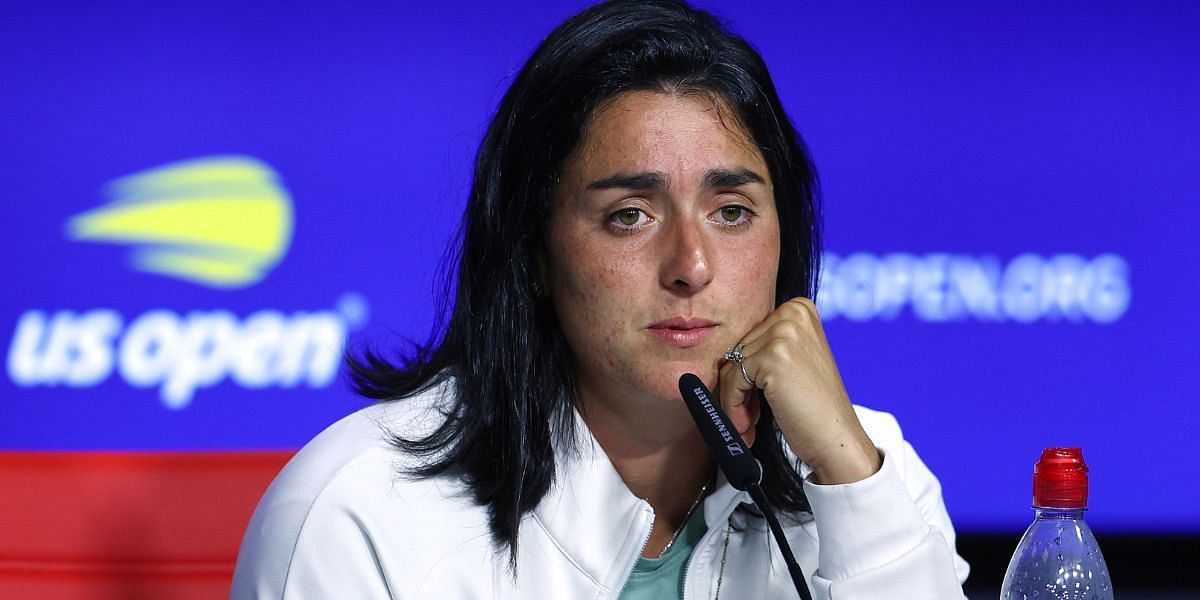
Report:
1032,447,1089,508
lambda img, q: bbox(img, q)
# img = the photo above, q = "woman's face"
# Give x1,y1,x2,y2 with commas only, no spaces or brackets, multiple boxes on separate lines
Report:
545,90,780,410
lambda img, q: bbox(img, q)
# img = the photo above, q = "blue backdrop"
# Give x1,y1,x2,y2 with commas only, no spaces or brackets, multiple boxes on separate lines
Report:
3,1,1197,535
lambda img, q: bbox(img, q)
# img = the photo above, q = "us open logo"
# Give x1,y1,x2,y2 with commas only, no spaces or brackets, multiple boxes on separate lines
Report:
66,155,293,289
6,156,368,409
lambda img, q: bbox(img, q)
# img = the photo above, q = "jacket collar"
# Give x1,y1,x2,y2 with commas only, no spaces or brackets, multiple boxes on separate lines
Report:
531,408,751,591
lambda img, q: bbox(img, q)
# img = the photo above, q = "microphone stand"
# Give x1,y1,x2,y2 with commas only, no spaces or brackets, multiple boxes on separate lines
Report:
746,483,811,600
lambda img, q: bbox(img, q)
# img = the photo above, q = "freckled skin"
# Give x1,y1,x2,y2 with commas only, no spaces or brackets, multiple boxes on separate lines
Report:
543,92,878,556
545,91,780,424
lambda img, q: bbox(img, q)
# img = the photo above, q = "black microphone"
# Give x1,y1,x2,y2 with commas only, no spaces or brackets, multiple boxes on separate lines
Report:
678,372,813,600
677,372,761,491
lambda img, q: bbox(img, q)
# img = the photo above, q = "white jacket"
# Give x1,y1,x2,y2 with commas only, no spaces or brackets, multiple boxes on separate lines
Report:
233,383,970,599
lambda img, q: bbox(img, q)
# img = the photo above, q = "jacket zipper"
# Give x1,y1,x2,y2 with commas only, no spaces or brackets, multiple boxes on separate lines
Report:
680,497,741,600
609,502,655,600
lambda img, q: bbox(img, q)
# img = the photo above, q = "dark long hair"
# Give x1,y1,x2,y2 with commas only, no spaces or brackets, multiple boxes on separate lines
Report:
348,0,822,561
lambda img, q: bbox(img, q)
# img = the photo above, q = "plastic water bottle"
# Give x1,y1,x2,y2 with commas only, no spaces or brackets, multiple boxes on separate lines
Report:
1001,447,1113,599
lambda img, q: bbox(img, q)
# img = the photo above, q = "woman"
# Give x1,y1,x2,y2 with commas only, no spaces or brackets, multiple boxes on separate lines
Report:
233,1,970,598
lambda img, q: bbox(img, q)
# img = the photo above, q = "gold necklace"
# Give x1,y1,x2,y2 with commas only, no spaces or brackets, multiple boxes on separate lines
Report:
655,480,709,558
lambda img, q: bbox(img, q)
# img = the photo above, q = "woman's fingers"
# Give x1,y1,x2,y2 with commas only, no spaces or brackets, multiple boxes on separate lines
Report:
718,358,760,447
715,297,838,455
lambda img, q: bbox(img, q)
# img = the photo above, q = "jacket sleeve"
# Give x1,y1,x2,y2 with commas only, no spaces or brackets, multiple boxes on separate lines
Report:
231,458,399,600
800,408,970,599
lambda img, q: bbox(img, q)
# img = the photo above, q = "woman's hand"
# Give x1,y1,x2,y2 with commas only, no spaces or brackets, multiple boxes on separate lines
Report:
718,297,882,485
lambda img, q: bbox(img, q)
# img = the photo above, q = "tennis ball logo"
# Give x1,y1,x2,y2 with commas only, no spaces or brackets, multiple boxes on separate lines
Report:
66,155,294,288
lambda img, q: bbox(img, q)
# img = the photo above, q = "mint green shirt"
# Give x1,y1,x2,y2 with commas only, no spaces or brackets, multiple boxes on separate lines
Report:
618,505,709,600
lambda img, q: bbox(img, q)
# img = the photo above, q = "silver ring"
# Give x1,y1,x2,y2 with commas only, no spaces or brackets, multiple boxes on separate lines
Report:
723,345,755,386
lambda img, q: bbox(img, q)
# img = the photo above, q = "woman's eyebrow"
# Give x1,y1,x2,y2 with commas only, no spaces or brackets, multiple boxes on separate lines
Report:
701,167,764,189
586,168,763,191
587,171,668,191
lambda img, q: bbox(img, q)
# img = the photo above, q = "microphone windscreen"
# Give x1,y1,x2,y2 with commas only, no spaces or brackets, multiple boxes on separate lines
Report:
678,373,762,491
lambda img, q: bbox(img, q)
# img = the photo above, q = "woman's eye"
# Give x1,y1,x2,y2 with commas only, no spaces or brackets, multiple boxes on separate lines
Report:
717,205,750,225
611,208,648,228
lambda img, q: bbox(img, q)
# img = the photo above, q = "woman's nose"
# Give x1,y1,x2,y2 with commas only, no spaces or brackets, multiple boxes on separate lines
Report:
660,217,714,294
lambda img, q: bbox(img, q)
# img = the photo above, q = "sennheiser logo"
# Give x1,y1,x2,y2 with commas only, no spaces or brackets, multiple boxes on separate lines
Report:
694,386,734,445
65,155,293,288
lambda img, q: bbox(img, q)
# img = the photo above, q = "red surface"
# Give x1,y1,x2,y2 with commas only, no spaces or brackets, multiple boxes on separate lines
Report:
0,451,293,599
1032,447,1089,509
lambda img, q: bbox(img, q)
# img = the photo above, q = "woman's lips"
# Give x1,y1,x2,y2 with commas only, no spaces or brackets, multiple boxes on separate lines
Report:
647,317,718,348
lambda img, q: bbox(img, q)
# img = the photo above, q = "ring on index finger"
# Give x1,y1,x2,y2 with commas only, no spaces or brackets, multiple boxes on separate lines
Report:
723,344,755,387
